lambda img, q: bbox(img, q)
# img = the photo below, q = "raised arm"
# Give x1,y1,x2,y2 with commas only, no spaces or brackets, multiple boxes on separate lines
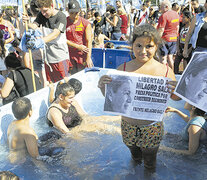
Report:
165,107,190,122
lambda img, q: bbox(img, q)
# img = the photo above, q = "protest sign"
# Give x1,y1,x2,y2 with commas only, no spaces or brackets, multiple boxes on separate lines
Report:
174,52,207,112
104,70,171,121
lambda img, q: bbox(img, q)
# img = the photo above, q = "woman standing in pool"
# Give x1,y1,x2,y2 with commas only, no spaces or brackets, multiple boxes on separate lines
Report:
98,24,179,169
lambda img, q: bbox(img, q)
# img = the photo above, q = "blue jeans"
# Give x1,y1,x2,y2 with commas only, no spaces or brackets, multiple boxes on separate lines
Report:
111,32,122,40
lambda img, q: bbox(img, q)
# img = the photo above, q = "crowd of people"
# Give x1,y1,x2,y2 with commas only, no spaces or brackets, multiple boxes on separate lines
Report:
0,0,207,175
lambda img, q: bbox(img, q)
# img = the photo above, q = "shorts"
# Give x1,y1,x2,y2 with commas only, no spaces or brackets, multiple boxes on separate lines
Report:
160,41,177,56
45,59,69,83
111,32,122,40
69,58,86,75
121,120,164,149
33,59,44,71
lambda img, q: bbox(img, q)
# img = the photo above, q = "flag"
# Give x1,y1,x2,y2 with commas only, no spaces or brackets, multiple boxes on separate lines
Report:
98,0,106,15
55,0,64,9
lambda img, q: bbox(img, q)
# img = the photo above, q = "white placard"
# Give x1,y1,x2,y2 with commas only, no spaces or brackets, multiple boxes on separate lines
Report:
104,70,171,121
174,52,207,112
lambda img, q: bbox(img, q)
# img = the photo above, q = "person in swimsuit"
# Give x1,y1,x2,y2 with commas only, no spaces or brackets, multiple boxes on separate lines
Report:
98,24,179,169
164,103,207,155
47,79,121,135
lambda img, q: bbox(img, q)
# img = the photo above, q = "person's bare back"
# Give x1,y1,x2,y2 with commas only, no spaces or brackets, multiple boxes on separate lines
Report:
7,98,39,163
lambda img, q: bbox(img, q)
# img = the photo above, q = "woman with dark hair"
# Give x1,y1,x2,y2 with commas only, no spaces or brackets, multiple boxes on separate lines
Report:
165,103,207,155
183,1,207,57
47,80,121,134
106,7,122,40
0,52,43,105
174,11,192,74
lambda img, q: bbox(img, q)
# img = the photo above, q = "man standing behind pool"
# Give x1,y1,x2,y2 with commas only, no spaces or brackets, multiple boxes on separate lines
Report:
22,0,70,83
66,0,93,74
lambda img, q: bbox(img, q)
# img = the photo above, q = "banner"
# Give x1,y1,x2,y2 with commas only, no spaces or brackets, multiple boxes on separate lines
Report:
97,0,106,15
0,0,18,6
55,0,64,9
133,0,143,9
104,70,171,121
77,0,86,9
174,52,207,112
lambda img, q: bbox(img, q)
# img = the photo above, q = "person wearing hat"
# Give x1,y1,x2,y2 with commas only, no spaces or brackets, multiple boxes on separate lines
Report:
22,0,70,83
66,0,93,75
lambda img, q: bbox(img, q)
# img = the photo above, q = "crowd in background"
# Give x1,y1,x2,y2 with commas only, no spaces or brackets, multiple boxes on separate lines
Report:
0,0,206,104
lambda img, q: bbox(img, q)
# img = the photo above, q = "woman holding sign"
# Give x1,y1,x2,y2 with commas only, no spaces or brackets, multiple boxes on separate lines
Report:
98,24,179,169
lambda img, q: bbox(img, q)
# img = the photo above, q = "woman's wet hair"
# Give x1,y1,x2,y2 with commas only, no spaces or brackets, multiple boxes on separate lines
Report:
12,97,32,120
132,24,161,46
55,83,75,98
4,52,22,69
68,78,82,95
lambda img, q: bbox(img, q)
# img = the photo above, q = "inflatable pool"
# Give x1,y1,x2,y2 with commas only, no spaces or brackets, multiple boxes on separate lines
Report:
0,69,207,180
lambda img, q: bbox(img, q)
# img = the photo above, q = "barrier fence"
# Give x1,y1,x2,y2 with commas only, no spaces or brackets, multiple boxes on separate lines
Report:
91,48,132,69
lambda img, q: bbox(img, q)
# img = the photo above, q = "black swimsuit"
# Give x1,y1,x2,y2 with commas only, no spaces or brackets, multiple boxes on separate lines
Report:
47,104,83,128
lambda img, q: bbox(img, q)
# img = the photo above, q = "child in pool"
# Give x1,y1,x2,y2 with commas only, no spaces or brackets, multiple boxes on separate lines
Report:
7,97,63,163
165,103,207,155
7,97,40,163
98,24,180,169
93,26,110,48
47,79,121,135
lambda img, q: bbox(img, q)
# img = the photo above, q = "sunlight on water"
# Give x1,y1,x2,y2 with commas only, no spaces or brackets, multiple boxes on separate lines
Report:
1,73,207,180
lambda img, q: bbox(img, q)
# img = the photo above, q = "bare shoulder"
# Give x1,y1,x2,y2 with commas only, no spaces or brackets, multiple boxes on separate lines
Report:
21,126,37,137
154,61,176,80
48,104,62,115
117,60,134,71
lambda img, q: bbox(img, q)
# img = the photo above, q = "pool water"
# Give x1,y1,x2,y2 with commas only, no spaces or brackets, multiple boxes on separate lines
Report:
0,69,207,180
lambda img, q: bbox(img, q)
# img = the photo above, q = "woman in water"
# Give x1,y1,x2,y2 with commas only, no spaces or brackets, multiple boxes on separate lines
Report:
165,103,207,155
47,79,121,135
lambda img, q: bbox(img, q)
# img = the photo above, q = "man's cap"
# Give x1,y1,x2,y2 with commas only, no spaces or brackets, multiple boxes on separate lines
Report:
68,0,80,13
